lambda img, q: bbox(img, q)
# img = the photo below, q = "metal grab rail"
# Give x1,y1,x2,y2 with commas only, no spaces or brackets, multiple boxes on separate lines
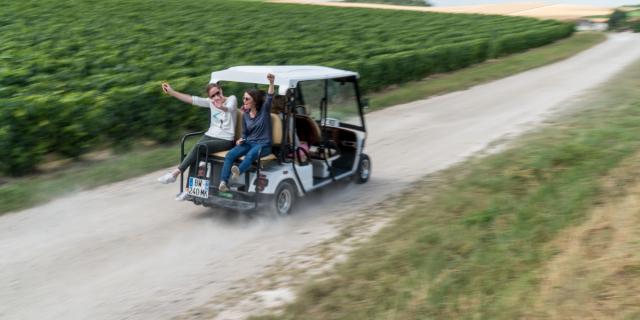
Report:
194,143,210,178
179,131,204,193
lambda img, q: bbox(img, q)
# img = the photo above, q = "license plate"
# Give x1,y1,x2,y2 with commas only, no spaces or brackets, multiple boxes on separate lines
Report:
187,177,210,199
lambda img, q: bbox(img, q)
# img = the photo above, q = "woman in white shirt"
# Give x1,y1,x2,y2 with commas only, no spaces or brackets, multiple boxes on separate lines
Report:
158,82,237,184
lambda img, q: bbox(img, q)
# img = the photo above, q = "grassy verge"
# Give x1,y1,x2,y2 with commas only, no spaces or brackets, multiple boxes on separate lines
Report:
0,32,605,215
0,141,195,214
252,51,640,318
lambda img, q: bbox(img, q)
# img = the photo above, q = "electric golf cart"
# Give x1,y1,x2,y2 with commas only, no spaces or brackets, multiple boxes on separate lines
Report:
178,65,370,215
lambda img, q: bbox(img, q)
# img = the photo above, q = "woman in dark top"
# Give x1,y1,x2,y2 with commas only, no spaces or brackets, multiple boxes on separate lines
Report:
219,73,275,192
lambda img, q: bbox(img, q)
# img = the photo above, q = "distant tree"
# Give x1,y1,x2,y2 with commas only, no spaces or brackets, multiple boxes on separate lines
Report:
608,10,628,30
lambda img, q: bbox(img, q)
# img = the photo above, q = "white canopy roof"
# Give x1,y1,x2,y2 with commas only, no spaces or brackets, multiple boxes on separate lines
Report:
210,65,359,95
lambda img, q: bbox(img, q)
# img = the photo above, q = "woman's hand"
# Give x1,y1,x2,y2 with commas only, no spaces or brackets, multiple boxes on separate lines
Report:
161,81,193,104
236,138,245,145
267,73,275,95
161,82,173,94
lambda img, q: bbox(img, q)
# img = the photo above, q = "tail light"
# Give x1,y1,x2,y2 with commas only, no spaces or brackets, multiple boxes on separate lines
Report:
255,174,269,192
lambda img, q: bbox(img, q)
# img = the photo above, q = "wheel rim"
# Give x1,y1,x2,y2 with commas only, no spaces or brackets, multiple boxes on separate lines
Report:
360,158,370,180
277,188,292,214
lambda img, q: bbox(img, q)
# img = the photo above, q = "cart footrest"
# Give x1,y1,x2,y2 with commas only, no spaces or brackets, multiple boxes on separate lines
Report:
187,194,257,210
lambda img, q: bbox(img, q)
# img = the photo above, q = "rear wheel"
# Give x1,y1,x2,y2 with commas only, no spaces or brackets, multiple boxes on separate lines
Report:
354,153,371,184
272,180,296,215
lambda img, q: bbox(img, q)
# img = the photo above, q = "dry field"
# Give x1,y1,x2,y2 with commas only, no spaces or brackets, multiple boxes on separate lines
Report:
270,1,614,20
529,152,640,319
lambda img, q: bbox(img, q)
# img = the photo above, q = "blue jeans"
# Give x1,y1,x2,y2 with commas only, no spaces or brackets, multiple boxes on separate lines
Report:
221,142,272,183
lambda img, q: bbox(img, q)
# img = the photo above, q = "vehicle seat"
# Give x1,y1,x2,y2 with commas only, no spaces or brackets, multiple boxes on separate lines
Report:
254,113,282,162
295,115,338,159
211,112,282,163
295,115,321,145
234,110,243,140
211,110,243,158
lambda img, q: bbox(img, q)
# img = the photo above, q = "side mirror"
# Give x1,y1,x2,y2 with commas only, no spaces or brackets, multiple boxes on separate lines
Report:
361,98,370,109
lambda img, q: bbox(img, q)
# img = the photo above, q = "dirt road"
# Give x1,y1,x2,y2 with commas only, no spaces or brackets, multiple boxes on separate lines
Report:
2,33,640,320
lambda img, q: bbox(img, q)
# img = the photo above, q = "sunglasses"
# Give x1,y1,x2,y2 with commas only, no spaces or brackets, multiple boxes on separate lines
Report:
243,96,252,101
209,92,220,99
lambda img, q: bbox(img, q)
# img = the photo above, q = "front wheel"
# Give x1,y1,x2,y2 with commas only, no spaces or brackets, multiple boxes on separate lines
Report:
354,153,371,184
271,180,296,215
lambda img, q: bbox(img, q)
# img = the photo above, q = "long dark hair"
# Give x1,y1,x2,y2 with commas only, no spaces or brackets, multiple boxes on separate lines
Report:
245,88,265,111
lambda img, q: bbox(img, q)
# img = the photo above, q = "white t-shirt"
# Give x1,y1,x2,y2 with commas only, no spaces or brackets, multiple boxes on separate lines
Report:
191,95,237,141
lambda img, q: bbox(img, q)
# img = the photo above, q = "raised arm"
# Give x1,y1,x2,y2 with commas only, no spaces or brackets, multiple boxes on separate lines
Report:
161,82,193,104
267,73,275,95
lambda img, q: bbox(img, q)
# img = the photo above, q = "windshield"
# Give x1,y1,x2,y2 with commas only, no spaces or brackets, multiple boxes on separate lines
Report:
297,78,362,128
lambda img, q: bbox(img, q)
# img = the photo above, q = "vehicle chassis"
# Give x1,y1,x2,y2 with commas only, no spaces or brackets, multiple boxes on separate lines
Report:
177,66,371,215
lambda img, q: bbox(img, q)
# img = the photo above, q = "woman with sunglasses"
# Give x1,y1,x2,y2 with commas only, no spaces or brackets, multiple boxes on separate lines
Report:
157,82,237,186
218,73,275,192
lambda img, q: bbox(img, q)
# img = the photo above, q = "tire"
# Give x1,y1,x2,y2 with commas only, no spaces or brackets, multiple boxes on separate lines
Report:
354,153,371,184
271,180,296,215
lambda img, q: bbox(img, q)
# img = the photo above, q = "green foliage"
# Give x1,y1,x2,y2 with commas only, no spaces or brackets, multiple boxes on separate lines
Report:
608,9,628,30
606,8,640,32
630,19,640,32
0,0,573,175
0,33,604,215
490,24,574,57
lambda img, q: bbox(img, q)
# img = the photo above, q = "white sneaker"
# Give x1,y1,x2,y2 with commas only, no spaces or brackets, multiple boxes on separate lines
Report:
158,172,177,184
231,165,240,179
219,181,229,192
175,192,188,201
